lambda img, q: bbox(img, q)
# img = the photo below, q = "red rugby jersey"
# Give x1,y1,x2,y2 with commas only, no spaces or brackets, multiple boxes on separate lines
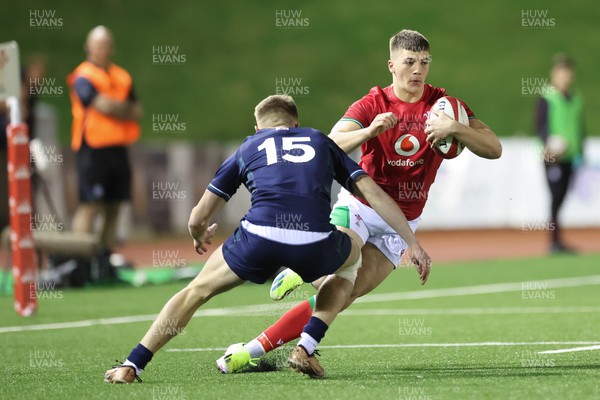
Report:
341,84,475,220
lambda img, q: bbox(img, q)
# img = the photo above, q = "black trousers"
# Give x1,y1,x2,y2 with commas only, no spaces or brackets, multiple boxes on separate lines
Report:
545,162,573,243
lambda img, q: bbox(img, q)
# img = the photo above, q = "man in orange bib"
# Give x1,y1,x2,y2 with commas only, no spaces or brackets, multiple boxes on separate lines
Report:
67,26,142,256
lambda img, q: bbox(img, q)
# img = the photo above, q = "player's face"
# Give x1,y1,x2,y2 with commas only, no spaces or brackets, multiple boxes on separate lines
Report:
551,66,573,93
388,49,430,96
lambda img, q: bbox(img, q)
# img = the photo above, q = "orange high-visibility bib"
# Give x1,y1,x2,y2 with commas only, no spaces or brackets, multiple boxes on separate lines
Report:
67,61,140,150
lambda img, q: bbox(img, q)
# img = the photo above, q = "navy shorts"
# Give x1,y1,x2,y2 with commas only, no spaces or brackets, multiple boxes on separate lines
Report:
222,225,351,284
76,143,131,203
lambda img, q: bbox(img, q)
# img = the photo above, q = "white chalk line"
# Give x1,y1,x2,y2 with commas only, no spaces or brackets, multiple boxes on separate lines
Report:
342,306,600,316
537,345,600,355
354,275,600,303
1,275,599,334
1,305,598,334
167,341,600,353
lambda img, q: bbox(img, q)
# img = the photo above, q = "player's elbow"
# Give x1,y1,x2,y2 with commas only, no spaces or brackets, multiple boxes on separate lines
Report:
488,141,503,159
354,176,385,204
478,140,502,159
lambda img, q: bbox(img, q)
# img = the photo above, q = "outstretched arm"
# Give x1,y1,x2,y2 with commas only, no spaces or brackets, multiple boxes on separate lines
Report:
188,190,227,254
352,175,431,284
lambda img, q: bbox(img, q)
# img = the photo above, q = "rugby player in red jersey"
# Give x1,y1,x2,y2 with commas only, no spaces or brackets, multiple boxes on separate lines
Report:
220,29,502,373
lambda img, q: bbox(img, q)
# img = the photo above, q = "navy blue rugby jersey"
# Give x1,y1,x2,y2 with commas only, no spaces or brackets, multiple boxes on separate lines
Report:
208,127,367,232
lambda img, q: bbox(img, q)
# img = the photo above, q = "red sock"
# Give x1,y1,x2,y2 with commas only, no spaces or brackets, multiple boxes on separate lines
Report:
258,299,313,352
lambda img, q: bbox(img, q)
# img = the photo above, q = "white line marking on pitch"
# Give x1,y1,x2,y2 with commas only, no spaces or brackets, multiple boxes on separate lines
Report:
537,345,600,354
341,306,600,316
1,305,598,334
0,314,159,333
167,341,600,353
354,275,600,303
1,275,599,334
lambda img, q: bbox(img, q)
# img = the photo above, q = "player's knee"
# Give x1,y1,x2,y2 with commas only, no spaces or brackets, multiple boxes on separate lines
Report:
335,253,362,286
346,255,379,301
340,274,373,311
349,285,362,301
310,276,326,290
341,291,360,311
335,268,357,286
182,282,215,306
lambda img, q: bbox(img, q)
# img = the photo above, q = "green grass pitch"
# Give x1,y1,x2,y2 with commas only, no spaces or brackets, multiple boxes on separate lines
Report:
1,253,599,399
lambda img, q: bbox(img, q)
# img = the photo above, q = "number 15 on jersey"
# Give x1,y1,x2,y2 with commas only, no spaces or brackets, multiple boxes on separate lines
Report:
257,136,316,165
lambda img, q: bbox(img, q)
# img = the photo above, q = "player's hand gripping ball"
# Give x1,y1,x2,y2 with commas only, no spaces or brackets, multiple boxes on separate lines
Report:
428,96,469,159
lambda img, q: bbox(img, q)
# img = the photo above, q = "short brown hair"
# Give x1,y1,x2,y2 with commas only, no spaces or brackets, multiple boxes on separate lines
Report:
389,29,429,54
552,53,574,69
254,94,299,128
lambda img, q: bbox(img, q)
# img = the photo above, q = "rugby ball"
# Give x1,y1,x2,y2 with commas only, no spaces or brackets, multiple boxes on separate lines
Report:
429,96,469,159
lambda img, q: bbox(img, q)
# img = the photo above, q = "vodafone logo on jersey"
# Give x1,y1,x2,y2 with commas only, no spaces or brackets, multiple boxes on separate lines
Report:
389,134,424,167
394,133,421,157
394,134,420,156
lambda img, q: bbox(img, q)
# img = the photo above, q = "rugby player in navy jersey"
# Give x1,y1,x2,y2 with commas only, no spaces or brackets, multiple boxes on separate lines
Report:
223,30,502,371
104,94,430,382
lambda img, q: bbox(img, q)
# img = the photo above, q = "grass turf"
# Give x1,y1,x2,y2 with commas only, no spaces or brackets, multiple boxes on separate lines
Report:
1,253,599,399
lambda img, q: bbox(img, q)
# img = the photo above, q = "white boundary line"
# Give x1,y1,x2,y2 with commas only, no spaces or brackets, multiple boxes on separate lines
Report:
2,305,599,334
167,341,600,352
0,314,158,333
354,275,600,303
538,345,600,354
341,306,600,316
1,275,599,334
